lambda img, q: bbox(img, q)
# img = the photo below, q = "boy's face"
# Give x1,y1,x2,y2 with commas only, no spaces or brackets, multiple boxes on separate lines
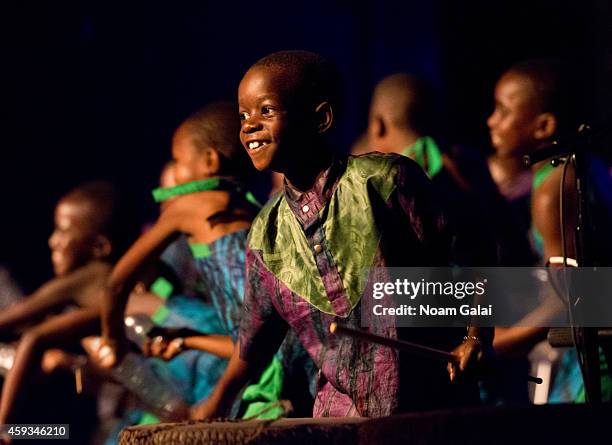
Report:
238,66,306,172
487,73,541,157
48,198,100,276
160,162,177,189
171,125,210,184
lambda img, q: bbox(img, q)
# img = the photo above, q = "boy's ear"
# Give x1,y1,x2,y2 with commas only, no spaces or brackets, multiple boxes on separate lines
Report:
200,148,221,176
534,112,557,141
314,101,334,134
92,235,112,260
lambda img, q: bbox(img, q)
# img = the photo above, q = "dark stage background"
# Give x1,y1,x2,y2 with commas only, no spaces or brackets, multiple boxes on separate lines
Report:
1,1,610,292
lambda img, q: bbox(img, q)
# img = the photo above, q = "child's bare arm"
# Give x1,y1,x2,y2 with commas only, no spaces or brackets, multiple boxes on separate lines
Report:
189,339,253,419
493,168,576,356
494,326,548,356
184,335,234,358
533,167,577,261
145,334,234,360
0,264,102,335
100,209,184,361
0,307,99,424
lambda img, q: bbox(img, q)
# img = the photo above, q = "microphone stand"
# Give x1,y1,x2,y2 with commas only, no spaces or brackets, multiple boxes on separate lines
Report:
523,124,601,403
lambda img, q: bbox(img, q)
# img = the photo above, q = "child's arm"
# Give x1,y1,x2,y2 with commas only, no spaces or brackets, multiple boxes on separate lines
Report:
491,167,575,357
448,326,494,381
0,307,99,424
99,207,186,365
532,166,577,261
145,333,234,360
493,326,548,356
394,157,494,377
183,336,234,358
0,264,103,336
190,247,289,418
190,339,253,419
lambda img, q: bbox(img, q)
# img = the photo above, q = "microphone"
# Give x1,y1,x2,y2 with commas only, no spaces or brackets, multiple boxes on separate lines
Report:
522,123,602,167
522,141,569,167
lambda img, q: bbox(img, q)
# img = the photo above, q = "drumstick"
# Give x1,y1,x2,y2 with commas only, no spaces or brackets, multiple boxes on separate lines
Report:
330,322,459,363
329,323,543,385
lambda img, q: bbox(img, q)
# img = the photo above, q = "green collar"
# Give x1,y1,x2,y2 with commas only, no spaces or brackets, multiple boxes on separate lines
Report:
152,177,261,208
401,136,443,178
152,178,221,202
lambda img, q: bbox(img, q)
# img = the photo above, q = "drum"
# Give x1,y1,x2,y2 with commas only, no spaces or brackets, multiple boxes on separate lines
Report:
119,417,365,445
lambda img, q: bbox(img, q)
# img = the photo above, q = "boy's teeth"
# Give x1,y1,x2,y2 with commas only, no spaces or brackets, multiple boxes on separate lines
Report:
248,141,266,150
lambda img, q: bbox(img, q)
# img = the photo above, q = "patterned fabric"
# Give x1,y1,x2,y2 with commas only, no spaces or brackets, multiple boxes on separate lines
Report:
193,230,316,418
104,297,229,445
549,348,612,404
193,230,249,341
240,153,475,418
159,235,207,299
248,155,397,315
148,298,228,405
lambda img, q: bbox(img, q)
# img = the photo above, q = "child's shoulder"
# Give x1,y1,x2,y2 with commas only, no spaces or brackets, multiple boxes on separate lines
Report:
347,151,424,178
345,152,428,199
40,261,111,302
75,260,113,284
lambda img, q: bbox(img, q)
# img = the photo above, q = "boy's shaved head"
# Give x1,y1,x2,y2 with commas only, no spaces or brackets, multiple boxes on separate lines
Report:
181,101,252,177
505,59,565,128
488,58,570,155
370,73,434,135
62,181,139,261
252,50,341,113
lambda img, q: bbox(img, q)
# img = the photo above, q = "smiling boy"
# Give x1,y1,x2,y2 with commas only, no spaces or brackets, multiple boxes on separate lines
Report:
192,51,486,419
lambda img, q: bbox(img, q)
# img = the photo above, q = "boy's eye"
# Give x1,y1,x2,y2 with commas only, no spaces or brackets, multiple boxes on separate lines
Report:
261,106,273,115
493,102,508,117
239,112,248,121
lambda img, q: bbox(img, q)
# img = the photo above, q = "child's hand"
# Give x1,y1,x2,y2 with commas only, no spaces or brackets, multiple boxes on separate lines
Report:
447,336,494,382
189,399,216,420
81,336,122,368
143,335,184,361
41,349,77,374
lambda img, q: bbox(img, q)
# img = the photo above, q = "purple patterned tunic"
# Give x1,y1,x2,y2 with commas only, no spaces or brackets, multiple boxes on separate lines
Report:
239,153,476,417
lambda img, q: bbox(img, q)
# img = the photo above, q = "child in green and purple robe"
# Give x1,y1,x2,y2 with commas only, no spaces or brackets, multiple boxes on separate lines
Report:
192,51,491,419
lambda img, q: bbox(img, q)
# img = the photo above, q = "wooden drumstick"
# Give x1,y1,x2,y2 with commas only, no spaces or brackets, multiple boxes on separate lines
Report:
329,323,543,384
330,322,459,363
